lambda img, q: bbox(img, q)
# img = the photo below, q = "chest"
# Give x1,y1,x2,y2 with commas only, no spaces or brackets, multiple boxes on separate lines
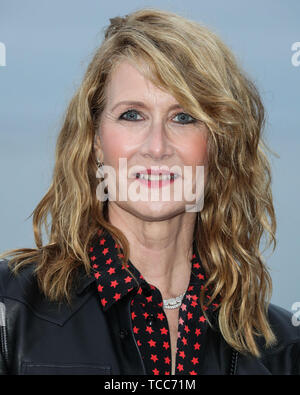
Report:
164,309,180,375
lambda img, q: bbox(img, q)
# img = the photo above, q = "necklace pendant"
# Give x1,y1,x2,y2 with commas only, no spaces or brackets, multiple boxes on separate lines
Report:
163,292,185,309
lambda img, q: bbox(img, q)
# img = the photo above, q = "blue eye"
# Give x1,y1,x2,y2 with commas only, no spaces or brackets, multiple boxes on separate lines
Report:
119,109,196,124
173,112,196,124
119,110,143,121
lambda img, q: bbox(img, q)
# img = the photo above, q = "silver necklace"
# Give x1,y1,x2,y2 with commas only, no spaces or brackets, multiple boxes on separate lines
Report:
163,292,186,310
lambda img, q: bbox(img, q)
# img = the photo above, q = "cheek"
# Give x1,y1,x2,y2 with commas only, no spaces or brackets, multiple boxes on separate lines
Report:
100,129,131,165
178,133,209,191
179,133,208,166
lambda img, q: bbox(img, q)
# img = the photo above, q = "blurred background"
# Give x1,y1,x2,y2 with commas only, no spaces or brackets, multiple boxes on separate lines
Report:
0,0,299,311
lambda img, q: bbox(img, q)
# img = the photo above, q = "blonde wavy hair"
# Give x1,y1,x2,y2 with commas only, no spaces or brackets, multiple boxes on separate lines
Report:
0,7,278,357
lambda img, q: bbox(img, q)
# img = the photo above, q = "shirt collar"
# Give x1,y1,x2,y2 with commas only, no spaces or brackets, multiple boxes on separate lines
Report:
88,228,141,311
88,228,219,314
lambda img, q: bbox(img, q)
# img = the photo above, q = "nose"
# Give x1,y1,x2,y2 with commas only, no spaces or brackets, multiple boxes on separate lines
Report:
140,120,173,161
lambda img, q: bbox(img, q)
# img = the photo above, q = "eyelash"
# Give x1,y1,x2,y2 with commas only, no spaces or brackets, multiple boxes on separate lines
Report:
118,109,197,125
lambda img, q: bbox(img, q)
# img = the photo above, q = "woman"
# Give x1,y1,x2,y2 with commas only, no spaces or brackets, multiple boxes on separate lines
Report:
0,8,299,375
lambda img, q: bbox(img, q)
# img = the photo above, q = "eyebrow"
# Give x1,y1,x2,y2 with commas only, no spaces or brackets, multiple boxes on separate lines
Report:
110,100,184,112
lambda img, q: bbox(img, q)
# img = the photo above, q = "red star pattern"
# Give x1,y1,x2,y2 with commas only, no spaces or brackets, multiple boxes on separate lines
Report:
148,339,156,347
113,293,121,301
97,284,103,292
160,327,168,335
89,228,220,375
151,354,158,363
110,280,119,288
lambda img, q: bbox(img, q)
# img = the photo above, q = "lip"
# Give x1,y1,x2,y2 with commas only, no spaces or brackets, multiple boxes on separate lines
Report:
139,169,175,175
129,167,179,179
127,166,181,188
135,176,177,188
133,170,179,188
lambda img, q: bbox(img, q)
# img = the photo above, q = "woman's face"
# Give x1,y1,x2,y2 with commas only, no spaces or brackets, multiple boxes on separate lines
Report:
94,59,209,221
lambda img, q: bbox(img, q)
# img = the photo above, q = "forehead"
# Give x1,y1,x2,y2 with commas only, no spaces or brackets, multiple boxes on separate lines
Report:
105,59,179,107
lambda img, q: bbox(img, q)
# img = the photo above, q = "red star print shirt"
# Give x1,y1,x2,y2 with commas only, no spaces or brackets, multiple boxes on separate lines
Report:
89,228,219,376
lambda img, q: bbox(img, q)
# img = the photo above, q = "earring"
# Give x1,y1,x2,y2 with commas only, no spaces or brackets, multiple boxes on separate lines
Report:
96,159,104,168
96,159,105,179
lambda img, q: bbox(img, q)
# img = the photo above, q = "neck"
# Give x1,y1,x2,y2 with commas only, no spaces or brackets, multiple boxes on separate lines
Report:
107,202,196,300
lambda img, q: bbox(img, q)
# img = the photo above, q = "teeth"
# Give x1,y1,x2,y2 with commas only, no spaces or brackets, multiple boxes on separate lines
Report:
136,173,178,181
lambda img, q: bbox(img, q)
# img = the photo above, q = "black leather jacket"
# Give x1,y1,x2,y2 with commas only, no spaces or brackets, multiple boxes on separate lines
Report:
0,259,299,375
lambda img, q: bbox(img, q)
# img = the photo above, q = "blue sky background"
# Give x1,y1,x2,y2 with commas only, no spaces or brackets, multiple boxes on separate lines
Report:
0,0,299,311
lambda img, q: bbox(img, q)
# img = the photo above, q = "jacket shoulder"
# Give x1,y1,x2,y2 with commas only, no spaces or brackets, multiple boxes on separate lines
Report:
0,258,39,303
0,259,96,326
268,303,300,340
264,303,300,353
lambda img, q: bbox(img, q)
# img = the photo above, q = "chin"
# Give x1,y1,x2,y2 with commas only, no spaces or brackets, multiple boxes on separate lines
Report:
118,201,185,221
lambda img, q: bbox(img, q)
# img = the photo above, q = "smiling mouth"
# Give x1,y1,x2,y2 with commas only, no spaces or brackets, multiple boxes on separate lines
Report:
135,173,179,181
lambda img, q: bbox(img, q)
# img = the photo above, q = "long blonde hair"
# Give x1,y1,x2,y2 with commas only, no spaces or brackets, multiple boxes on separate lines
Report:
0,7,277,357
